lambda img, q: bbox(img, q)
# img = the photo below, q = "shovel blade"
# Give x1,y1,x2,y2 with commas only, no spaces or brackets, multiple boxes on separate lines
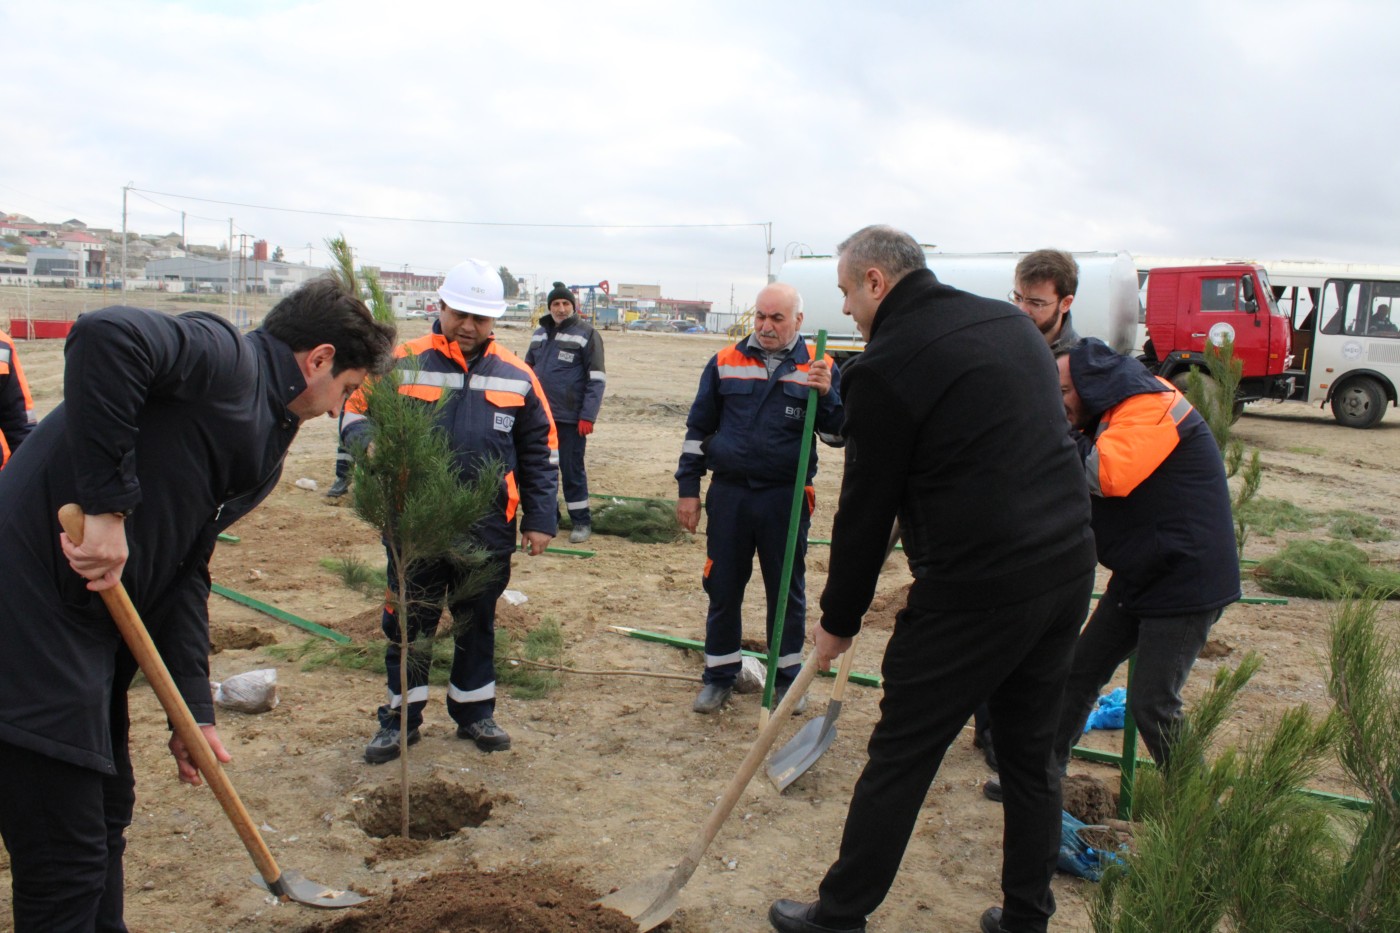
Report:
596,872,680,931
253,869,369,909
766,716,838,792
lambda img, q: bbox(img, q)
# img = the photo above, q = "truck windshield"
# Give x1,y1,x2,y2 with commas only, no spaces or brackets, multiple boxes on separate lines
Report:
1255,269,1283,317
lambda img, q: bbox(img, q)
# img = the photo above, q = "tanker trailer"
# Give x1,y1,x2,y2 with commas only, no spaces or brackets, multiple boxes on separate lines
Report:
777,249,1140,357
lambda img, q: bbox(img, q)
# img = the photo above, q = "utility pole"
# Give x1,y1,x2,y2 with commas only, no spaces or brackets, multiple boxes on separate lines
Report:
120,183,130,298
181,211,186,250
227,218,234,318
765,221,774,283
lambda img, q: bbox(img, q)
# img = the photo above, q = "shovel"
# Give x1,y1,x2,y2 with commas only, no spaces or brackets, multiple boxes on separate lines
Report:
765,520,899,790
765,637,858,791
58,505,367,910
598,654,821,931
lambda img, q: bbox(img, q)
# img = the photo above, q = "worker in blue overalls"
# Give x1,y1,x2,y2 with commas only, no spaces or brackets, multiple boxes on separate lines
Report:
675,282,844,714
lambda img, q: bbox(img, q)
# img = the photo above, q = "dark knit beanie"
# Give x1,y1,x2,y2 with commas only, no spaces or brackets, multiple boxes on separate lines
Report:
547,281,576,311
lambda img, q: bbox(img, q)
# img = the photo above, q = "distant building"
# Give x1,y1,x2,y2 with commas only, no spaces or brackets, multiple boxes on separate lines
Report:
28,247,81,277
144,256,324,293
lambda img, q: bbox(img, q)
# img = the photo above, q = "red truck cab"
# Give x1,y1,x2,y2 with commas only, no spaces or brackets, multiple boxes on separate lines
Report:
1142,264,1291,401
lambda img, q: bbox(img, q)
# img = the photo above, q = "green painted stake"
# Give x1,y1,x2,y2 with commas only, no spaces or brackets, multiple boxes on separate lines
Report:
210,583,352,644
1119,654,1139,820
217,533,240,543
519,542,595,558
609,625,882,688
808,537,904,552
761,330,826,724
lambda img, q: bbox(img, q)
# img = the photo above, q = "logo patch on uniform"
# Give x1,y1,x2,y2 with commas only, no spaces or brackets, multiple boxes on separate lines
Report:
557,350,576,363
493,412,516,432
784,405,805,420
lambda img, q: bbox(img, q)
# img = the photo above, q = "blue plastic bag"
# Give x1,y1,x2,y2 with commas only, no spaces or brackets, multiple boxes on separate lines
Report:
1057,811,1126,882
1083,687,1127,733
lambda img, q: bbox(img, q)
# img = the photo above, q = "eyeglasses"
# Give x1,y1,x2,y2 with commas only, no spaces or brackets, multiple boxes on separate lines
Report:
1008,290,1060,311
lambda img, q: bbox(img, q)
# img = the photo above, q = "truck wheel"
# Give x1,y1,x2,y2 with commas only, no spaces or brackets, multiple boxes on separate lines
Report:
1330,378,1387,428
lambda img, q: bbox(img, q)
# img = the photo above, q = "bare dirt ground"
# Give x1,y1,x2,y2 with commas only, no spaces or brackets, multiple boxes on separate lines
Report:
2,297,1397,932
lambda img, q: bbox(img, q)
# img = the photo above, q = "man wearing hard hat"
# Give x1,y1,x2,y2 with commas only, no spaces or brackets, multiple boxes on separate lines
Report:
343,259,559,762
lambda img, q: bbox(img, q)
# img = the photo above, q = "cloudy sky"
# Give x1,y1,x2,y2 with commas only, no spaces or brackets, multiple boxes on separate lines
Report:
3,0,1396,309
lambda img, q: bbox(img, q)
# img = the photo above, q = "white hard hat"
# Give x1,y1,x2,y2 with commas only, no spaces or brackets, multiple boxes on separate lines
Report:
438,259,506,318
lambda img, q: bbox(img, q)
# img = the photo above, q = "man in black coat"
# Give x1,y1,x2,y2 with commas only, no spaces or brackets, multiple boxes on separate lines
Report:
0,277,395,932
769,226,1096,933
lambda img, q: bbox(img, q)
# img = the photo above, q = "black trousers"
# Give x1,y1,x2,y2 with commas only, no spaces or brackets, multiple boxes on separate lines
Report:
816,570,1094,933
0,692,134,932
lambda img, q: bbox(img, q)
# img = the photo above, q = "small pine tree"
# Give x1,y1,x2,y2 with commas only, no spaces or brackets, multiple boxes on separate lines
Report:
329,234,501,837
1182,336,1263,557
1091,596,1400,931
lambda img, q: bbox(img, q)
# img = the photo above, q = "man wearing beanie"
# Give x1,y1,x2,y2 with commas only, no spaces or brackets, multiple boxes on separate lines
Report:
526,282,607,543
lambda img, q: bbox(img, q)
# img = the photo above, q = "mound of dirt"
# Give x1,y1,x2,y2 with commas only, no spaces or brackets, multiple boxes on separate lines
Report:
1062,773,1118,825
209,621,279,652
308,867,636,933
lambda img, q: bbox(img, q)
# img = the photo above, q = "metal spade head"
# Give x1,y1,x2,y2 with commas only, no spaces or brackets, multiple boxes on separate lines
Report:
597,872,680,932
253,869,369,909
765,705,840,791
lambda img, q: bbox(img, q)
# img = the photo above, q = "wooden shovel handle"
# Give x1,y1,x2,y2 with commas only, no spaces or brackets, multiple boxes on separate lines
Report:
828,636,858,704
669,653,821,889
58,505,286,891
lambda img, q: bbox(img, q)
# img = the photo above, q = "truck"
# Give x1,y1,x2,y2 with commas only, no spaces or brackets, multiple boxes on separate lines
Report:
776,250,1141,357
1139,264,1400,428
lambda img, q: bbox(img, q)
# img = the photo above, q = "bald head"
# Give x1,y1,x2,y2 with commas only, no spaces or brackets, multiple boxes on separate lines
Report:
753,282,804,350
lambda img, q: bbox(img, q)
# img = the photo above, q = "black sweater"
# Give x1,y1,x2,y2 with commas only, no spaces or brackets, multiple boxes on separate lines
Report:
820,269,1096,635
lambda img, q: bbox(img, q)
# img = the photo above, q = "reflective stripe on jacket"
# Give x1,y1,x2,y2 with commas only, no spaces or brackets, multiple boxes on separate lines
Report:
675,337,843,499
343,329,559,553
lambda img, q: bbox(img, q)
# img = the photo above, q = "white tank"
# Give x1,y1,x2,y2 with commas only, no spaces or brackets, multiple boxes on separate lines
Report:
778,250,1140,355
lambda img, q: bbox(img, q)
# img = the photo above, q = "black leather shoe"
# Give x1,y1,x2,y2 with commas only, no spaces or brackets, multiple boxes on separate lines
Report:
768,898,866,932
692,682,733,714
364,726,420,764
979,906,1008,933
973,729,998,770
982,779,1003,802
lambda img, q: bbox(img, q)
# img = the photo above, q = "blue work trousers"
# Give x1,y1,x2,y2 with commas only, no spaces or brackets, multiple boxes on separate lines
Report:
556,425,591,526
701,480,809,688
378,550,511,732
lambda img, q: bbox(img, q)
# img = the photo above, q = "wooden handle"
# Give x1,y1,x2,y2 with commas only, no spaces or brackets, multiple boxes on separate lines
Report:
58,505,285,889
828,636,858,705
668,654,821,889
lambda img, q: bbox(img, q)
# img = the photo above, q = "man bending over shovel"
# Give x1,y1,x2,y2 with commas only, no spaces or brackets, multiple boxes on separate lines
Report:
0,278,395,932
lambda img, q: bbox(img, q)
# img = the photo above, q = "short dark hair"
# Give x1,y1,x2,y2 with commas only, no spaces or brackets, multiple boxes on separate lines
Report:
837,225,927,286
1015,249,1079,298
261,276,396,376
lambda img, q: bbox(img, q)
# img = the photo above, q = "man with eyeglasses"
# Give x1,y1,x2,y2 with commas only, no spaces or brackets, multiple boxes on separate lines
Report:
1010,249,1080,354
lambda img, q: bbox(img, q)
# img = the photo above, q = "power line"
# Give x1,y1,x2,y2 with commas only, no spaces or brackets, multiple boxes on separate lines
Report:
128,187,767,230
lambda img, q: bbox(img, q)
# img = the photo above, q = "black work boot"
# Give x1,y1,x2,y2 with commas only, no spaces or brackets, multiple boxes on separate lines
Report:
364,725,419,764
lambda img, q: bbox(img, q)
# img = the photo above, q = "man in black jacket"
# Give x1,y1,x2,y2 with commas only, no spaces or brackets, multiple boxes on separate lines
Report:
0,278,395,933
769,226,1096,933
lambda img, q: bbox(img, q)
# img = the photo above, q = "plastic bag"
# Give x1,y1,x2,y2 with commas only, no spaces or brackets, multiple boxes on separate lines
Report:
212,668,279,714
1057,810,1126,882
1084,686,1127,732
734,656,765,694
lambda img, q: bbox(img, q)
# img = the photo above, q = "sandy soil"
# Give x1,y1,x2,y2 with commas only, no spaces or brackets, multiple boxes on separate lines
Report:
1,305,1396,933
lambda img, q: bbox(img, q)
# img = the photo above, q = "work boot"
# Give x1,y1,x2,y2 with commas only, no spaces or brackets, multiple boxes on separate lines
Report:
982,779,1004,802
979,906,1009,933
458,717,511,752
568,523,592,544
692,682,733,714
973,727,998,771
774,684,810,715
325,477,350,499
364,725,419,764
768,898,866,932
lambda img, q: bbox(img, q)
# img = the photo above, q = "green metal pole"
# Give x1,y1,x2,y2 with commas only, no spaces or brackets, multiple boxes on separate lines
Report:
210,583,351,644
609,625,881,688
760,332,826,723
1118,653,1139,819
